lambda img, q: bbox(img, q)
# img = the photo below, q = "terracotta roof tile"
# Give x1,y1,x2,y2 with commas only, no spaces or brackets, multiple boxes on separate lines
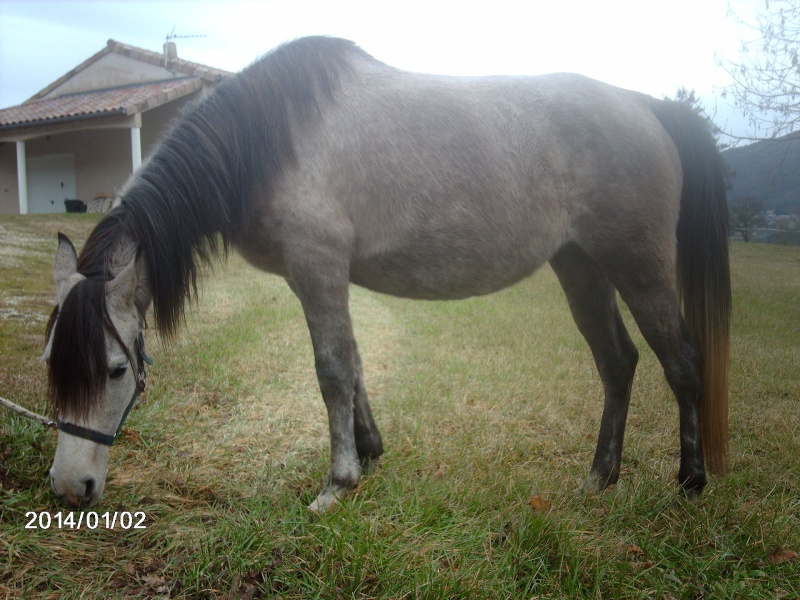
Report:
0,78,204,128
0,39,234,131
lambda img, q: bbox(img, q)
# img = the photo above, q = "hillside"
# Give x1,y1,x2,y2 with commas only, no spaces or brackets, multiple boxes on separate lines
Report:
722,132,800,214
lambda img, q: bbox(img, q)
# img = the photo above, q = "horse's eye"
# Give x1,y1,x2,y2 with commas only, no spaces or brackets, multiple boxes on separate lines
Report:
109,364,128,380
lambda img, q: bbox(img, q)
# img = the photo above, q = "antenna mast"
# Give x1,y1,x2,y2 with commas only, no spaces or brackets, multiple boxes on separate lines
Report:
163,27,206,64
165,26,207,43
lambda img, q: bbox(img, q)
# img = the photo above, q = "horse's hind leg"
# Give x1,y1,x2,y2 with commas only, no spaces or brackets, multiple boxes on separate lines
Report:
550,244,639,492
601,250,706,496
615,284,705,496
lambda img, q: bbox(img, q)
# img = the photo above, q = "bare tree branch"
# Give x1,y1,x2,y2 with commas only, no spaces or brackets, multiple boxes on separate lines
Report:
719,0,800,139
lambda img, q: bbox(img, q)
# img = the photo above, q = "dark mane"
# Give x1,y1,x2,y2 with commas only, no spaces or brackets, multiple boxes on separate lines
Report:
47,36,363,416
128,35,362,337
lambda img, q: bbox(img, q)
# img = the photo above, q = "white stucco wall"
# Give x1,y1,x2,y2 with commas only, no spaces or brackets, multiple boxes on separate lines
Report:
42,53,179,99
0,90,201,214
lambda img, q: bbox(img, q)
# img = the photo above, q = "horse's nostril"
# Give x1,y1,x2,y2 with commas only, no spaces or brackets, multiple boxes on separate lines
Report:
50,472,61,495
82,477,96,499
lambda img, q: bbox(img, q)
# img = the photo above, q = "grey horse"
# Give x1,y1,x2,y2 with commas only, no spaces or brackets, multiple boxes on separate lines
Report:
45,37,730,511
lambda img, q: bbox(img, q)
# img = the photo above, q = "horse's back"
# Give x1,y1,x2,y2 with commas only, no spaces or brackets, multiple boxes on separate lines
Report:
243,54,683,299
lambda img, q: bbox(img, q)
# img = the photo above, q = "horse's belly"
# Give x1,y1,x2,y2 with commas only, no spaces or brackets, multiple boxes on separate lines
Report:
349,245,546,300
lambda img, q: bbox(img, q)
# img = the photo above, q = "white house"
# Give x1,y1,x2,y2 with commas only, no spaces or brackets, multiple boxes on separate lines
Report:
0,40,230,214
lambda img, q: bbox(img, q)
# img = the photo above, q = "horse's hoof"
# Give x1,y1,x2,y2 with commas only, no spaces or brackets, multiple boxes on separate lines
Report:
308,488,341,514
680,487,702,501
678,470,706,501
581,477,603,495
678,480,704,501
582,469,618,494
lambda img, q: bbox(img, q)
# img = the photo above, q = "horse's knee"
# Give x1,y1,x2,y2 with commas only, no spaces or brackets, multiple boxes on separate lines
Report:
314,352,355,404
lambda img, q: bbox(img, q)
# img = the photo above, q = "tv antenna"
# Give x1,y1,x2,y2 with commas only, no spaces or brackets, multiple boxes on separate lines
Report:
165,26,206,42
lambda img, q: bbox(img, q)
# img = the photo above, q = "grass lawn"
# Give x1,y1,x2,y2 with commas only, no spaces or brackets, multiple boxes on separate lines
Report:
1,214,798,598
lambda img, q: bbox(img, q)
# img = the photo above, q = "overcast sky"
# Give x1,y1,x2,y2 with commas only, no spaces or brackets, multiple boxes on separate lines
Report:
0,0,760,136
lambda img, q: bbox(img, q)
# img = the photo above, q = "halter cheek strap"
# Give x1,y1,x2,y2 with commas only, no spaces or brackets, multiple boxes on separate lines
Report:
56,333,153,447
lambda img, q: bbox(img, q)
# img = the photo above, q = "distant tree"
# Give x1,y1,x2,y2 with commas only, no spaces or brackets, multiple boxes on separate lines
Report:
775,214,800,244
720,0,800,138
668,87,723,142
668,88,735,187
671,87,706,116
729,196,767,242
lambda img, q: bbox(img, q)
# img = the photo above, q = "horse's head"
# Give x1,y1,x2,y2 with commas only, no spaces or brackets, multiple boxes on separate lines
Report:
45,234,149,508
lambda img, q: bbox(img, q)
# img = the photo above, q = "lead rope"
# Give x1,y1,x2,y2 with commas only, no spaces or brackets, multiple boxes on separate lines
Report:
0,395,56,428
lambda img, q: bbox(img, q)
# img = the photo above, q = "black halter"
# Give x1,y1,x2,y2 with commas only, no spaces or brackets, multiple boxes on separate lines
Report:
55,333,153,446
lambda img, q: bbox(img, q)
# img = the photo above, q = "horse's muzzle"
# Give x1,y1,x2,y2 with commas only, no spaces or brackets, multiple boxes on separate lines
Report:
50,470,102,508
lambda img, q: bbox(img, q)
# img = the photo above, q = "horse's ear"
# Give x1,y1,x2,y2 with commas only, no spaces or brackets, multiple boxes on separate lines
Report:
106,252,150,313
54,233,84,306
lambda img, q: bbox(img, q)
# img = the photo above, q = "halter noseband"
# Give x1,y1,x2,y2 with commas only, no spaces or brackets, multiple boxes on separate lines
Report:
55,333,153,446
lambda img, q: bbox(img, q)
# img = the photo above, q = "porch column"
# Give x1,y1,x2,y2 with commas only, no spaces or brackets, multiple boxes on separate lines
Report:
16,141,28,215
130,126,142,173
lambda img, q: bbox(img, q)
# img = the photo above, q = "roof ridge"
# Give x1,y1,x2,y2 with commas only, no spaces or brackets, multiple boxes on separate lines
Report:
25,39,231,104
106,38,231,83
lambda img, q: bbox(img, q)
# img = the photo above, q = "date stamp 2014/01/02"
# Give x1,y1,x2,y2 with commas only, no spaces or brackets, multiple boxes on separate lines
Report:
24,511,147,530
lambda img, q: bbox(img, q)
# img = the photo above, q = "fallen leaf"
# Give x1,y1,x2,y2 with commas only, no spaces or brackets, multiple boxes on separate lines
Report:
624,544,645,557
770,547,798,564
141,573,166,587
438,557,459,572
527,494,552,511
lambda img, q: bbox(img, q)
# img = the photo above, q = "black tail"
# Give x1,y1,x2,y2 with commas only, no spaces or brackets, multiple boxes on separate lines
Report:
649,99,732,474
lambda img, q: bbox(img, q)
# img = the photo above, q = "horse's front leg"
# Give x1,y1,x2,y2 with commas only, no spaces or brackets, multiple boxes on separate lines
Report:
309,330,361,513
285,260,364,513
